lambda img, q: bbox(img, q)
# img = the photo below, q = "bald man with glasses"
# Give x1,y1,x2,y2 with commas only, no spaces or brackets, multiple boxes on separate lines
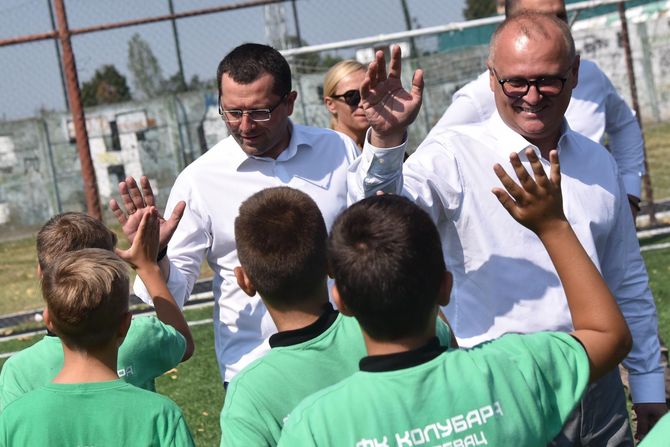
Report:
350,11,664,445
431,0,645,218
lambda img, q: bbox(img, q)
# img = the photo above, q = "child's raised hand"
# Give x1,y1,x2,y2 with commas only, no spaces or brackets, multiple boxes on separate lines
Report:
491,148,566,235
115,206,160,271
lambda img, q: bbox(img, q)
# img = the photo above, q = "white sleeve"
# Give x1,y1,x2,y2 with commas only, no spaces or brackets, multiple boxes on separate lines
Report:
348,134,463,224
601,70,644,198
601,167,664,403
133,173,211,308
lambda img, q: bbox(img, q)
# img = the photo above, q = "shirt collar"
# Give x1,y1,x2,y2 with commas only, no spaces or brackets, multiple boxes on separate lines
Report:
359,337,446,373
487,110,572,159
269,302,340,348
233,121,314,170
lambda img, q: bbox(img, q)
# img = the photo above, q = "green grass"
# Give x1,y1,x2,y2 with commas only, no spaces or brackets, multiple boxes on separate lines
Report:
156,320,224,446
0,237,41,315
643,246,670,344
644,121,670,201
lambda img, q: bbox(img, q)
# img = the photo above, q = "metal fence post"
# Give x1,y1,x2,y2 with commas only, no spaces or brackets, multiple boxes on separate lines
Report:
617,1,656,225
54,0,102,220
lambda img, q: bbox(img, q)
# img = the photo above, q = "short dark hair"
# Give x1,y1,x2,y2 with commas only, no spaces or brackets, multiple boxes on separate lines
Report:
41,248,129,350
217,43,292,103
36,212,117,271
235,187,327,309
328,195,446,340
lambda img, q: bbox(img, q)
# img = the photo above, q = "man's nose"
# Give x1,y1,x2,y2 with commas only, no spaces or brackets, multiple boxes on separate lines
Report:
523,84,542,104
239,113,254,132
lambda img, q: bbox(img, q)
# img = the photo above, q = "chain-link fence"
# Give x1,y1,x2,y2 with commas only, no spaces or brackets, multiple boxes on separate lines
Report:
0,0,668,234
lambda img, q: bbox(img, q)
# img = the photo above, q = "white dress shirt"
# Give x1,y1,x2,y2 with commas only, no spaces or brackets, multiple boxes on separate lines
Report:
134,123,361,382
429,59,645,198
348,112,663,404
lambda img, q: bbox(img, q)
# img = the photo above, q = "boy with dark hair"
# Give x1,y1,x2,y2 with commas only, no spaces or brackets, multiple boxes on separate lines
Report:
219,187,454,446
279,150,632,446
0,210,194,446
0,211,194,409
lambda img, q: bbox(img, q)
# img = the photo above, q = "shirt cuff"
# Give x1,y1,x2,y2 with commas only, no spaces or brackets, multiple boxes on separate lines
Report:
621,173,642,199
132,262,189,309
629,371,666,404
361,128,407,170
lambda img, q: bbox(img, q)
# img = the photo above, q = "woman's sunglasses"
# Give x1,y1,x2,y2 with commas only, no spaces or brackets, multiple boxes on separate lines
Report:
330,90,361,107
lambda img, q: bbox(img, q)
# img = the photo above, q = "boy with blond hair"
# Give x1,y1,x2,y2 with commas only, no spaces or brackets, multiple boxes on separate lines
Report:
0,212,194,409
0,210,194,445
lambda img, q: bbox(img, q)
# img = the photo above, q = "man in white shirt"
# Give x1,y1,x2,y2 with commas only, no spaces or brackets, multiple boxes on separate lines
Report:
430,0,645,216
349,12,665,444
110,43,423,385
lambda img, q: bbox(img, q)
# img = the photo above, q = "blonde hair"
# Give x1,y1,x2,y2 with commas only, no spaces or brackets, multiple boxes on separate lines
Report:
36,212,117,271
323,60,366,128
41,248,129,349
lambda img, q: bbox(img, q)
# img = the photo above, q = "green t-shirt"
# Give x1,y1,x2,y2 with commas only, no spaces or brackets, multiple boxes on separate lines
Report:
0,316,185,410
220,308,454,446
279,332,589,447
639,412,670,446
0,379,194,446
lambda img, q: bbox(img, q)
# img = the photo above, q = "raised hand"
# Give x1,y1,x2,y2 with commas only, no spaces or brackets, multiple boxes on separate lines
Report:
115,206,160,271
109,176,185,251
361,45,424,147
492,148,565,235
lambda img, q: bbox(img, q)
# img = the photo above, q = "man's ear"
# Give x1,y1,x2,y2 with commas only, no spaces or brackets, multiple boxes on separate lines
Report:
437,271,453,307
332,284,354,316
36,263,42,279
570,54,581,89
285,90,298,117
234,266,257,297
487,64,496,93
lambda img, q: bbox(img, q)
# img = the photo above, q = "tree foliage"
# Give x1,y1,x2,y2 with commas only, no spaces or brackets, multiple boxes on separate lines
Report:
127,33,165,99
463,0,497,20
81,65,131,106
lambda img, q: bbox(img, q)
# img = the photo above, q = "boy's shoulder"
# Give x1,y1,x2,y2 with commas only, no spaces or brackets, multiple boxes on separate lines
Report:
0,335,63,409
230,313,364,391
1,380,193,446
280,332,589,446
117,316,186,389
222,313,366,445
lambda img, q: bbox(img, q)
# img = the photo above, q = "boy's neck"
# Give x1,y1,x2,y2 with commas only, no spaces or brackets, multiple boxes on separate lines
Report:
363,330,435,357
266,286,330,332
53,343,120,384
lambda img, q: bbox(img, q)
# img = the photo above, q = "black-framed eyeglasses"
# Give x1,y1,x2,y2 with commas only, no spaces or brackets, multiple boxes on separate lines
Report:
492,68,569,99
330,89,361,107
219,94,288,123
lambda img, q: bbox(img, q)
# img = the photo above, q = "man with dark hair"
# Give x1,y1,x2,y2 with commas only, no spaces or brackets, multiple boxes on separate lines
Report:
113,43,423,383
432,0,645,216
280,154,632,446
350,12,664,445
219,187,454,446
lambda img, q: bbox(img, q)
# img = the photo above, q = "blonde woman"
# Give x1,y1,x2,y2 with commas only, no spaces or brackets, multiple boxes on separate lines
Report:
323,60,368,148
